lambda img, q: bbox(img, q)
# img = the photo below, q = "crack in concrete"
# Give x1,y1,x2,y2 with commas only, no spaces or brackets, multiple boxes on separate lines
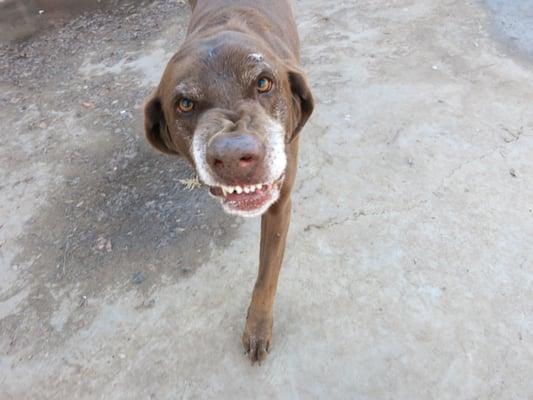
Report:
502,125,523,143
435,125,527,194
303,200,428,232
303,124,527,234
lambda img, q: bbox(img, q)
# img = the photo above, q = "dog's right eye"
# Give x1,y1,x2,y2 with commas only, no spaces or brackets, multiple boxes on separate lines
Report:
257,77,273,93
177,98,194,113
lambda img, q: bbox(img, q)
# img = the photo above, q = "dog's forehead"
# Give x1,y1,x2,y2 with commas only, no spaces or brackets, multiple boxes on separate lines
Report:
166,42,275,99
198,38,272,74
181,33,273,70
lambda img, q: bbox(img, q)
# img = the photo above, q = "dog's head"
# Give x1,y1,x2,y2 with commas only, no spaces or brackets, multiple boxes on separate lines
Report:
144,32,313,217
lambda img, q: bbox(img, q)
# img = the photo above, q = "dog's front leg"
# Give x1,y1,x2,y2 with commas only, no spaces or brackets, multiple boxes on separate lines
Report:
242,196,291,363
242,141,298,364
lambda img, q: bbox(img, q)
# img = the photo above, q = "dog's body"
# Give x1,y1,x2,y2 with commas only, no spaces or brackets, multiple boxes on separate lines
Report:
145,0,313,363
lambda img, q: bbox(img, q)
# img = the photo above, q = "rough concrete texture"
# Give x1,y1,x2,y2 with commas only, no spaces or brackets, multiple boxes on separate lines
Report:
0,0,532,399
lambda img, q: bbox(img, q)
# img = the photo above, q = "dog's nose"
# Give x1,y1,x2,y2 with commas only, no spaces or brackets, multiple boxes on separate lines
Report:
207,133,265,182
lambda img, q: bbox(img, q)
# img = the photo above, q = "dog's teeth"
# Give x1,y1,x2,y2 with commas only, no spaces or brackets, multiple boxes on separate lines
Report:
235,186,243,194
221,187,228,196
256,184,262,190
250,186,256,192
244,186,250,194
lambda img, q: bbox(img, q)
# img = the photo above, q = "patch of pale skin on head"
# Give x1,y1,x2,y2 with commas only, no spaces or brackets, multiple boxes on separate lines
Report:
174,82,201,99
262,118,287,184
248,53,264,62
273,97,287,122
191,123,215,186
242,53,276,84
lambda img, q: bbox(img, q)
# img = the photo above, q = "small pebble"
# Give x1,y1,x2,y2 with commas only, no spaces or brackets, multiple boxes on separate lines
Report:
81,101,95,109
132,272,145,285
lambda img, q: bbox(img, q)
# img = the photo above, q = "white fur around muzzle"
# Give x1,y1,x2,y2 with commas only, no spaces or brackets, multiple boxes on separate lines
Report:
191,117,287,217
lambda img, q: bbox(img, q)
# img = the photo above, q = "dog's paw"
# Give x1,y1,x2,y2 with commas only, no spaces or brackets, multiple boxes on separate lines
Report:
242,310,273,364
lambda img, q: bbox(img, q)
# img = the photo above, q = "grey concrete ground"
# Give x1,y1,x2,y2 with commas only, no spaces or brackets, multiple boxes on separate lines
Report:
1,0,532,398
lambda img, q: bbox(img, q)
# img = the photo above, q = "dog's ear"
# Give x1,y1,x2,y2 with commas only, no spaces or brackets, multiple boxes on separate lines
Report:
287,68,314,143
144,95,180,155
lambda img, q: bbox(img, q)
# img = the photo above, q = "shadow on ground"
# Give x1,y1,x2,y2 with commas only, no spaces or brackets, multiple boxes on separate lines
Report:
0,0,241,358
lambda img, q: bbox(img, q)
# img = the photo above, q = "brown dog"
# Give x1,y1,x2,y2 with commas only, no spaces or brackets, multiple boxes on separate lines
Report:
144,0,314,363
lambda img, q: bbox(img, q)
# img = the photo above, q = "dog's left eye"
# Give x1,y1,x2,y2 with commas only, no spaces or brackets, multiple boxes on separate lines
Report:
177,98,194,113
257,77,273,93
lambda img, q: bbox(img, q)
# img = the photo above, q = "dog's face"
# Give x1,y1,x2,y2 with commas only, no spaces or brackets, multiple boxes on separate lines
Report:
144,32,313,217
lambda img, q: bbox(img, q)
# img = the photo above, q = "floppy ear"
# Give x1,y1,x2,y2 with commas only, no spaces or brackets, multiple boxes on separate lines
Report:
287,68,314,143
144,95,180,155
